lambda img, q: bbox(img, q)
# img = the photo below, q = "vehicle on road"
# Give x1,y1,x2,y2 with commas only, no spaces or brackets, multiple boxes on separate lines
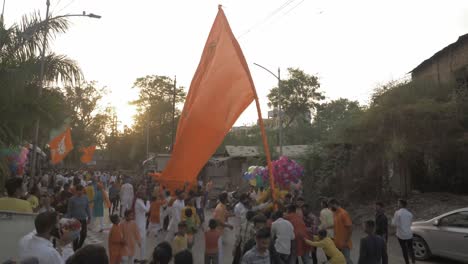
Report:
411,207,468,263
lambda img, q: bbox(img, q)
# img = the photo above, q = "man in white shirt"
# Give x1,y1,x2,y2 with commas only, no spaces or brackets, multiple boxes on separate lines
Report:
19,212,64,264
120,179,134,217
166,189,185,241
392,199,415,264
110,174,117,184
100,173,109,189
319,200,334,238
271,210,295,263
233,193,270,231
55,173,65,186
134,190,150,262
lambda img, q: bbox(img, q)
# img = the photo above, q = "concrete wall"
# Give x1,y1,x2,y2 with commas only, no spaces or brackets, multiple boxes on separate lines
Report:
227,158,248,189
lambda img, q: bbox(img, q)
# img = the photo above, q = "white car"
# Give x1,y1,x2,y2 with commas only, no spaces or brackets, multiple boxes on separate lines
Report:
411,207,468,263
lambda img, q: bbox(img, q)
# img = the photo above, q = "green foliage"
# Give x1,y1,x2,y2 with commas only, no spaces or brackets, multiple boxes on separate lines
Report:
311,98,363,143
63,82,112,148
105,75,187,167
267,68,324,128
0,12,82,148
303,79,468,201
0,12,85,182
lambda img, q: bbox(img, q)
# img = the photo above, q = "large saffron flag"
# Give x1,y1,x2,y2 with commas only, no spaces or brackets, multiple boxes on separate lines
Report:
160,6,262,191
49,127,73,164
80,145,96,164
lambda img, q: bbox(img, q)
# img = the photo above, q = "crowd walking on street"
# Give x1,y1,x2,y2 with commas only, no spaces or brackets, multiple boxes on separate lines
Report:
0,168,427,264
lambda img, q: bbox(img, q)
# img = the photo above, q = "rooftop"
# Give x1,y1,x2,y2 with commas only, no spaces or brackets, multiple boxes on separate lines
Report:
411,33,468,74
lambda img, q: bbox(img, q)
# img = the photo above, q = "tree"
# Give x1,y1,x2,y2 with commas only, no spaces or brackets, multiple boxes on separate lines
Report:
311,98,363,143
63,82,111,147
1,12,82,180
130,75,186,158
0,12,82,147
267,68,324,128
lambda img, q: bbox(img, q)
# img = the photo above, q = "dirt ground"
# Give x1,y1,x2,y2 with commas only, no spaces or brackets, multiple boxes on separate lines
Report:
347,192,468,226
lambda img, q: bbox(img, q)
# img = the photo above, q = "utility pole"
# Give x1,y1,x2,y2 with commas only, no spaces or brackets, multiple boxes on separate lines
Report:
171,76,177,150
253,63,283,156
1,0,6,23
277,67,283,156
29,2,101,178
30,0,50,179
146,112,150,159
110,113,117,162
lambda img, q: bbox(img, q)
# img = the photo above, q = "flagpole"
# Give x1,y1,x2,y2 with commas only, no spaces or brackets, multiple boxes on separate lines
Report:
253,96,277,201
172,76,177,148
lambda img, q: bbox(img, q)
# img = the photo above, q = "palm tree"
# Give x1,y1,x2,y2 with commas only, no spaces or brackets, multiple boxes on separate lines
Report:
0,11,82,185
0,11,82,147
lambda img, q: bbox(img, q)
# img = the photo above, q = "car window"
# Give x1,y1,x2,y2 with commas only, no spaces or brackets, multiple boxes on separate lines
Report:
439,211,468,228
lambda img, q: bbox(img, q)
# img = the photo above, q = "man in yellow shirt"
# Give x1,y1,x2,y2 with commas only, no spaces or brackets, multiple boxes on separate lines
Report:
0,178,33,213
26,186,40,212
172,222,189,254
85,181,95,212
180,198,199,226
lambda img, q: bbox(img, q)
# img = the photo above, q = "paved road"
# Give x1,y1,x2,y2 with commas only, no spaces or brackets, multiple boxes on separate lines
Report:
87,210,460,264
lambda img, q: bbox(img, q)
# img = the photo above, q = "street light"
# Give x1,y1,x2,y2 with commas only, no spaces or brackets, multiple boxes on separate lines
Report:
30,0,101,178
253,63,283,156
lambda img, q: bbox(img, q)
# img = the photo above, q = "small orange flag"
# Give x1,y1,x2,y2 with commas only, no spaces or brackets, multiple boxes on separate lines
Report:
49,127,73,164
160,6,257,191
80,145,96,164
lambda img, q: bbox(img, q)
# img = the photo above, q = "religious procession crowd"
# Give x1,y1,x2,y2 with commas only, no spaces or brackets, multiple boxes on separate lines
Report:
0,170,417,264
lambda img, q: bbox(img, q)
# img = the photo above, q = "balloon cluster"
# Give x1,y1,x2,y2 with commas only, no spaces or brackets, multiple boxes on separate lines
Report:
0,147,29,176
270,156,304,189
243,166,268,187
243,156,304,189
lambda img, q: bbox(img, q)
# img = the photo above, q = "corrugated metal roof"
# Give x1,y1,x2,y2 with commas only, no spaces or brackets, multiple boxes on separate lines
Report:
208,157,231,163
226,145,312,158
225,145,260,157
275,145,311,158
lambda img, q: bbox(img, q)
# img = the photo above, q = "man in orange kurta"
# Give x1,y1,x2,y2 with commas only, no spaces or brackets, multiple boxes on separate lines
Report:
329,198,353,264
108,215,124,264
213,192,233,264
148,194,167,236
285,204,314,263
120,210,141,264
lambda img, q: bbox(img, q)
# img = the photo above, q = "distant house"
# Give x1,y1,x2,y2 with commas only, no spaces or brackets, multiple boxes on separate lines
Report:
154,145,312,199
411,33,468,88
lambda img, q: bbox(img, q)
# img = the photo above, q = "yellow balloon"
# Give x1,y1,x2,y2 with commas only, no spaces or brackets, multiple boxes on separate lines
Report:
257,189,270,203
249,179,257,186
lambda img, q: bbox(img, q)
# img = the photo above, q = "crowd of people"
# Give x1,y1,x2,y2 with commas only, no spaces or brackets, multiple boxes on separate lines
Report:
0,169,418,264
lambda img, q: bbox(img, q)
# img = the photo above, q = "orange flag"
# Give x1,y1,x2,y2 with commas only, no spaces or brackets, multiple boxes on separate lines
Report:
80,145,96,164
160,6,275,193
49,127,73,164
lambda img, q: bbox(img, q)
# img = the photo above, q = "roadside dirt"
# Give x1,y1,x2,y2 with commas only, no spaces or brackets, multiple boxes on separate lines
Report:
346,192,468,225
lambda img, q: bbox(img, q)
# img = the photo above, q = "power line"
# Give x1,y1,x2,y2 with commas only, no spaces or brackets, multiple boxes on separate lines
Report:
238,0,297,39
50,0,63,14
259,0,306,30
54,0,75,15
282,0,305,16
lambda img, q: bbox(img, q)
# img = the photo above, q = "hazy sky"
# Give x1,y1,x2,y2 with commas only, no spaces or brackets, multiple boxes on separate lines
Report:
5,0,468,129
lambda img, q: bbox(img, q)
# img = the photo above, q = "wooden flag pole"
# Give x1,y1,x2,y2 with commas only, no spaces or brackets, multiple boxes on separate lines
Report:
253,96,276,201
